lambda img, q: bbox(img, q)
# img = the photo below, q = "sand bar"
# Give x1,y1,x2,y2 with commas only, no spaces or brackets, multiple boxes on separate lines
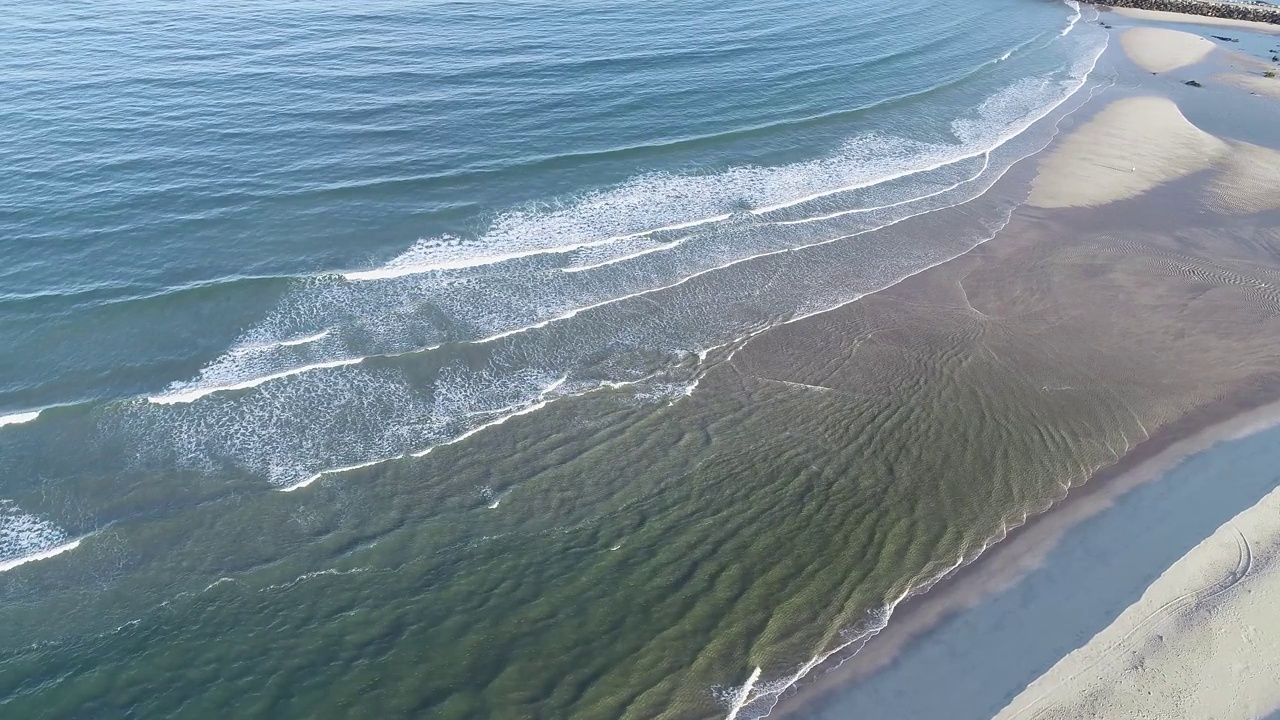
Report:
1027,95,1227,208
1120,27,1216,72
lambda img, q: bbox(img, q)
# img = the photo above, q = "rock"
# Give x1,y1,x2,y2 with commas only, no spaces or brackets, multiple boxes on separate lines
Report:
1185,79,1203,87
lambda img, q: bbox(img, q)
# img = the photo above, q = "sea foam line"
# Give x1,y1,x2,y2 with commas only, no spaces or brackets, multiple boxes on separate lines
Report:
165,93,1043,409
0,410,41,428
148,357,364,405
774,152,991,227
562,236,691,273
0,537,83,573
343,214,731,281
277,330,331,347
750,56,1084,219
279,377,572,492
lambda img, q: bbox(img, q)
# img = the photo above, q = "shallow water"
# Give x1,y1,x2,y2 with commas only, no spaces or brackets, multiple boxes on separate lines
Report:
0,0,1115,717
796,419,1280,720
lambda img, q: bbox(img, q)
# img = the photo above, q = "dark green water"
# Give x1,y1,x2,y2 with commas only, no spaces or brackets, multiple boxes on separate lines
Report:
0,0,1113,716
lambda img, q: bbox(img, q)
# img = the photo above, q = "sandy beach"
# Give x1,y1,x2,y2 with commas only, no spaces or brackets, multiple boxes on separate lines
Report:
773,11,1280,720
1118,27,1215,71
995,482,1280,720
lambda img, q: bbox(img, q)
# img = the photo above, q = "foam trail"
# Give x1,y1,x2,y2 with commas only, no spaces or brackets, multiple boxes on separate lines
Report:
410,377,567,457
562,236,690,273
344,214,732,281
280,457,391,492
148,357,364,405
482,149,1044,350
276,330,331,347
0,410,41,427
1061,0,1081,36
751,43,1085,219
280,377,571,491
723,667,763,720
0,538,82,573
1,500,81,573
775,153,990,226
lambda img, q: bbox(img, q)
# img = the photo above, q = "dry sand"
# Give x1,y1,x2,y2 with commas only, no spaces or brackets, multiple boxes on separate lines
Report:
1112,6,1280,34
1027,95,1227,208
1220,69,1280,99
1206,140,1280,214
1120,27,1216,72
994,484,1280,720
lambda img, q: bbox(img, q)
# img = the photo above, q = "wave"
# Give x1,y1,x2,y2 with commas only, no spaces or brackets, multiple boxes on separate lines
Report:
1061,0,1082,37
0,500,80,573
278,375,574,492
0,410,41,428
111,18,1109,490
343,214,732,281
148,357,364,405
562,236,691,273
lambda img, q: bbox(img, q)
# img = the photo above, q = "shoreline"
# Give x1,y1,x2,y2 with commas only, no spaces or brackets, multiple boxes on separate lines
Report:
785,389,1280,719
774,370,1280,718
771,17,1280,719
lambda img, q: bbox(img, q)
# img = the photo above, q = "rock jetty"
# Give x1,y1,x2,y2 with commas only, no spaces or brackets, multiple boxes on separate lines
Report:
1098,0,1280,25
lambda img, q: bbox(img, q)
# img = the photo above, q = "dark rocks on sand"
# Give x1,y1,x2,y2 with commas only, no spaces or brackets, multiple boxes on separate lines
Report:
1096,0,1280,26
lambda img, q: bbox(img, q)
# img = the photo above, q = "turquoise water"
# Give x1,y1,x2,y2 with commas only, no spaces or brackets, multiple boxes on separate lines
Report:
0,1,1106,717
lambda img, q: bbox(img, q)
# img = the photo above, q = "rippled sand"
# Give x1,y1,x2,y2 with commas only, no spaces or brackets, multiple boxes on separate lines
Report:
777,19,1280,720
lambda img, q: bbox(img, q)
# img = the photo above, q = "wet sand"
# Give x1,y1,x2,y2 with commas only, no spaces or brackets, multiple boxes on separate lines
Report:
768,15,1280,720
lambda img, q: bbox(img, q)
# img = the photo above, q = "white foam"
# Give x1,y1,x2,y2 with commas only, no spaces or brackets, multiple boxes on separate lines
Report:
277,376,570,490
344,214,731,281
0,410,41,427
1,500,80,573
411,377,566,457
562,236,690,272
774,153,990,226
723,667,763,720
1061,0,1082,36
277,330,331,347
0,538,82,573
279,456,390,492
148,357,364,405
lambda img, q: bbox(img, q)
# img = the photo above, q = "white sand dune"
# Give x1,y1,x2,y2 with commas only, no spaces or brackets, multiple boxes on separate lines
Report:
1112,6,1280,34
1206,140,1280,214
1120,27,1216,73
994,484,1280,720
1221,70,1280,99
1028,96,1228,209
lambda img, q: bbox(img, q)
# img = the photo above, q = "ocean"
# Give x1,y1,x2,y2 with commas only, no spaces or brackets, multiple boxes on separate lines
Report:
0,0,1107,717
